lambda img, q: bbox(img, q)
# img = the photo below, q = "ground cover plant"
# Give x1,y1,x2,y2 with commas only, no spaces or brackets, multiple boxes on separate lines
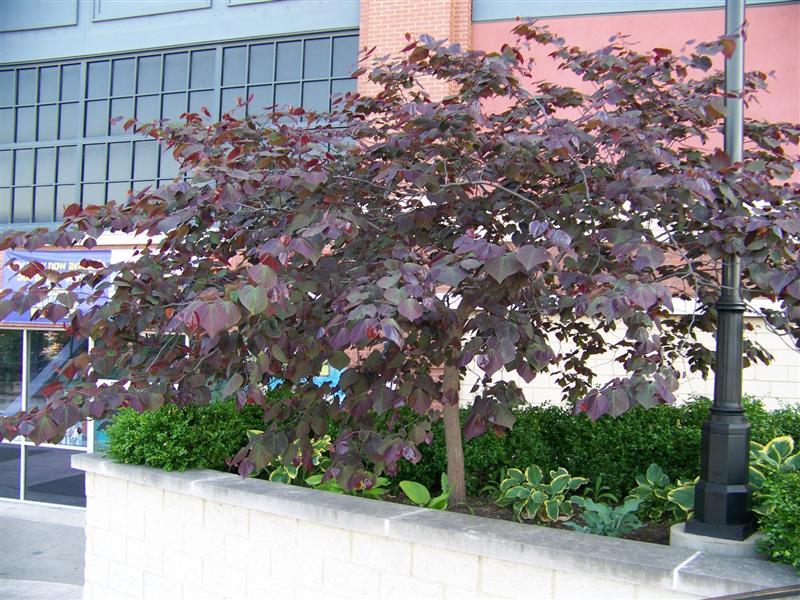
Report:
1,24,799,507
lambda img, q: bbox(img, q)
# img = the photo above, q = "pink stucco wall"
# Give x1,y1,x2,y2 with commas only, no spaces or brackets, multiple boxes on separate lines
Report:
473,3,800,124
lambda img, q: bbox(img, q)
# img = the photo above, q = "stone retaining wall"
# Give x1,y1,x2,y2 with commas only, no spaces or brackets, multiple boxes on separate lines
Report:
73,454,800,600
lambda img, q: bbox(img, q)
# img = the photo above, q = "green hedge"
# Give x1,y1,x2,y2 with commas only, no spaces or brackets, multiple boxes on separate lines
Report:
758,471,800,572
396,398,800,498
106,400,264,471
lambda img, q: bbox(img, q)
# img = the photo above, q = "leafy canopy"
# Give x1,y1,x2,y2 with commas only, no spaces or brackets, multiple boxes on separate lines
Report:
1,24,798,490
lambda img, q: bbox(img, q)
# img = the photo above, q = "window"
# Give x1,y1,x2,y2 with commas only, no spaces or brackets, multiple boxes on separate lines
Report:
0,31,358,225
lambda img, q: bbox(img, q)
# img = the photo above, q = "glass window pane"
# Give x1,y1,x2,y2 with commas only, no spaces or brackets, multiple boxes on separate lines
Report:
110,97,134,135
36,147,56,184
275,83,300,108
223,46,247,86
17,69,36,104
27,333,85,408
162,92,186,121
37,104,58,140
112,58,135,96
331,78,356,99
249,44,274,83
59,103,80,139
108,142,130,181
14,149,34,185
0,330,22,416
332,36,358,78
0,71,15,106
136,95,159,123
34,186,55,222
0,151,11,186
248,85,272,116
39,67,59,103
137,56,161,94
24,447,86,505
0,108,12,143
302,80,329,113
61,64,80,101
164,53,189,92
133,141,157,180
159,151,180,179
107,181,130,204
57,146,76,183
85,100,109,137
191,49,215,89
87,61,110,99
276,41,301,81
189,90,214,114
0,189,10,223
0,444,21,499
16,106,35,142
304,38,331,79
12,187,33,222
221,87,245,115
82,183,104,206
56,185,75,217
83,144,107,182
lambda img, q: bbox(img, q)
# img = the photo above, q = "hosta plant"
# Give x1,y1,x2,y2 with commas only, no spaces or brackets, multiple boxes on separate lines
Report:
496,466,587,523
582,475,619,504
749,435,799,516
569,497,644,537
400,473,451,510
627,463,696,523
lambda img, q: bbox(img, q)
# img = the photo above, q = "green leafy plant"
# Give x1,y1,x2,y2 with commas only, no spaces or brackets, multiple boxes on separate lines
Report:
749,435,799,515
106,399,263,471
569,497,644,537
582,475,619,504
627,463,695,523
399,473,451,510
265,435,331,484
757,471,800,573
496,466,587,523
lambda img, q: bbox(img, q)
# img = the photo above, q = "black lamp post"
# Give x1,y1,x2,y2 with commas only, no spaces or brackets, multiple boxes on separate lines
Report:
684,0,756,541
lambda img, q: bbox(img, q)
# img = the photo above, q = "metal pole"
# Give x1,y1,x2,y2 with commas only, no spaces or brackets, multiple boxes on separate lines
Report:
685,0,755,540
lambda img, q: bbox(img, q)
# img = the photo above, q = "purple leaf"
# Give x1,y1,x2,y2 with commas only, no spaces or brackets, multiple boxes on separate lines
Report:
515,245,549,272
397,297,423,322
484,254,525,283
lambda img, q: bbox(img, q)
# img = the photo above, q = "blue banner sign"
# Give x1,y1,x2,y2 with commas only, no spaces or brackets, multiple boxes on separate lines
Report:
1,249,112,325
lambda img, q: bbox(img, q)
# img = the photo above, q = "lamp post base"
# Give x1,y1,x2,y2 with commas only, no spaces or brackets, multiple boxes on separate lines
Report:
671,523,764,558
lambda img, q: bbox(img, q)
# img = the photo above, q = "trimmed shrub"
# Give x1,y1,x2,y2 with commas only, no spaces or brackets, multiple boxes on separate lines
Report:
396,397,800,498
106,399,264,471
758,471,800,572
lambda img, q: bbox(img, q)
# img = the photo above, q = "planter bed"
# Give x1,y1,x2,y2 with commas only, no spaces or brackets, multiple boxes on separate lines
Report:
74,453,800,600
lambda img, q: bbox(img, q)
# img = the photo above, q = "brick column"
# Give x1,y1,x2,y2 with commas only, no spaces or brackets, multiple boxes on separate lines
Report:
357,0,472,99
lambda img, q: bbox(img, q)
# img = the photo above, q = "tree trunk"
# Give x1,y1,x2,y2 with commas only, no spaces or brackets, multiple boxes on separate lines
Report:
442,364,467,505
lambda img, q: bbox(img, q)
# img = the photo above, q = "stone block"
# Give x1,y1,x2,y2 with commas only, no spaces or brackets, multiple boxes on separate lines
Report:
297,521,352,561
270,544,323,588
85,497,111,530
109,562,145,599
204,500,248,536
144,513,183,551
412,543,479,589
553,571,637,600
323,557,380,597
479,557,553,598
225,533,268,569
164,491,204,525
352,532,412,575
93,527,127,563
246,574,295,599
94,474,128,505
128,482,164,514
183,524,225,562
380,572,445,599
674,552,800,597
202,560,246,599
181,585,222,600
248,511,298,548
143,573,182,600
126,538,163,575
84,552,110,587
162,550,202,583
110,506,145,540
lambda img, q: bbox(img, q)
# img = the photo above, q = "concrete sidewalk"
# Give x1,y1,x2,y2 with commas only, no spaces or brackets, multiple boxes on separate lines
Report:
0,500,85,600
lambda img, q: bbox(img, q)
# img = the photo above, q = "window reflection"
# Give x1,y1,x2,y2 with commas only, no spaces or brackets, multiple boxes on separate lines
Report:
0,330,22,416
